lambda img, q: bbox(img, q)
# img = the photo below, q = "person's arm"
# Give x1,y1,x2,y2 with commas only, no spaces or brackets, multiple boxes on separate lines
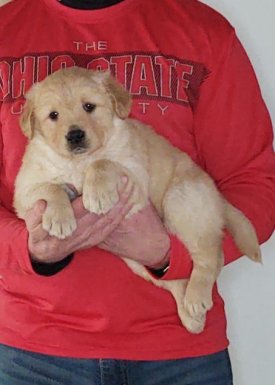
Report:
193,30,275,266
0,108,134,276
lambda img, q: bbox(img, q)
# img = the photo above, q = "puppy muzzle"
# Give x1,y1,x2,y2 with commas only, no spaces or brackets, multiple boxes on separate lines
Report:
66,126,86,153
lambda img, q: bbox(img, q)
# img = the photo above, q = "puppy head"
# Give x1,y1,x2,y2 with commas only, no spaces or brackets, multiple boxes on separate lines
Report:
20,67,132,157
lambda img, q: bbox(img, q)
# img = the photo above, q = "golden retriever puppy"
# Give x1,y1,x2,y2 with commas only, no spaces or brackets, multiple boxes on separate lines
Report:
14,67,261,333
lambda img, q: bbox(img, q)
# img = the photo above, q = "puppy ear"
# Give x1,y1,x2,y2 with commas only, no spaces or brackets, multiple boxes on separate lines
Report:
20,92,35,139
96,71,132,119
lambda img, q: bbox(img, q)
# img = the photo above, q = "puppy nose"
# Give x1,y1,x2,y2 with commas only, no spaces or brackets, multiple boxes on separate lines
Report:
66,127,85,144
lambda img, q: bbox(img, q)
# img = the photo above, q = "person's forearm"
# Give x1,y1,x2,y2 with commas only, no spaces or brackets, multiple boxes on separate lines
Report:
0,205,33,273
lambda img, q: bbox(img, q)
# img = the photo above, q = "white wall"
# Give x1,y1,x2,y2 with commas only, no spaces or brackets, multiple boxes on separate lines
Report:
200,1,275,385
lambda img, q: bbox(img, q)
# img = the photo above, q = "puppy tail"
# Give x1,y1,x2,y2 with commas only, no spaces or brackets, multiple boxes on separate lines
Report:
224,201,262,263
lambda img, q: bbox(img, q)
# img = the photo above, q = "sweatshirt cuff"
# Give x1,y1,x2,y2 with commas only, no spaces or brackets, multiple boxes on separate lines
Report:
148,234,193,280
31,253,74,276
21,226,74,276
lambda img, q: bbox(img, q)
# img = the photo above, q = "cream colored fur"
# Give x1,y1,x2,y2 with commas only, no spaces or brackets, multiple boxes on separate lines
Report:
14,67,261,333
0,0,12,6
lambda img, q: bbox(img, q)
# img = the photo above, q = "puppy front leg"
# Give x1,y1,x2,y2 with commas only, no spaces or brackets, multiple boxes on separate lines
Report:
27,183,76,239
83,159,128,215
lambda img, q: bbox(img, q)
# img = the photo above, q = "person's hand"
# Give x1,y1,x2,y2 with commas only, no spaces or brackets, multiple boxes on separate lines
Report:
99,201,171,269
25,183,133,264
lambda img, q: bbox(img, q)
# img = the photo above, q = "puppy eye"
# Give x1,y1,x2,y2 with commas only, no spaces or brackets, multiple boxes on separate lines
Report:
49,111,59,121
83,103,96,113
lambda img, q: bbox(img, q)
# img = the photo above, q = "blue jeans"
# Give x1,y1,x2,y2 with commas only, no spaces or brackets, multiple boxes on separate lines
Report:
0,344,233,385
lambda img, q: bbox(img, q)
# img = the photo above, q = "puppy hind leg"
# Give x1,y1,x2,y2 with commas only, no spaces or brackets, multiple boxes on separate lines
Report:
182,242,223,333
163,181,224,333
122,257,189,324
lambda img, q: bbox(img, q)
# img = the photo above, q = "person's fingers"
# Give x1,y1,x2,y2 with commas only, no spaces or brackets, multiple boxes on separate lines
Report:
73,187,133,249
24,200,50,244
117,179,134,203
73,177,133,224
71,196,89,218
91,186,134,237
111,196,134,225
25,200,47,231
117,175,128,194
72,196,105,222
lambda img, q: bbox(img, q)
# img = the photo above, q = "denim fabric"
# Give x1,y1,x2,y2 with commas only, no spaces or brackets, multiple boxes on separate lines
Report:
0,344,233,385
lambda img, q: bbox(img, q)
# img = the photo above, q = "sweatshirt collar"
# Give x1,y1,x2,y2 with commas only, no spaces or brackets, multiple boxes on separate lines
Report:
42,0,141,22
57,0,124,10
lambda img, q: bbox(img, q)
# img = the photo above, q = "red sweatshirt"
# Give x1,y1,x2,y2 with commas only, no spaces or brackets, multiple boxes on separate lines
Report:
0,0,274,360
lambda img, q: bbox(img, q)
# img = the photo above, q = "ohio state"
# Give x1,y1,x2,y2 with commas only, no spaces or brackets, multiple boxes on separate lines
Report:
0,53,206,105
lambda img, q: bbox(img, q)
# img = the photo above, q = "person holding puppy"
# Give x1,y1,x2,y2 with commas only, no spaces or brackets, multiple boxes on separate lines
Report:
0,0,274,384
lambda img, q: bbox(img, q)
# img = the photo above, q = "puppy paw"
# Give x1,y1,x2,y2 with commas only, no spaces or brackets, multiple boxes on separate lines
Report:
42,205,77,239
168,280,206,334
83,182,120,215
178,307,206,334
83,160,126,215
183,285,213,319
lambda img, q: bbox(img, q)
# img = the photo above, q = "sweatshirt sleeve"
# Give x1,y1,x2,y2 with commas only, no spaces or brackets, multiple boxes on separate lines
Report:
0,117,34,274
0,205,35,273
163,30,275,280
